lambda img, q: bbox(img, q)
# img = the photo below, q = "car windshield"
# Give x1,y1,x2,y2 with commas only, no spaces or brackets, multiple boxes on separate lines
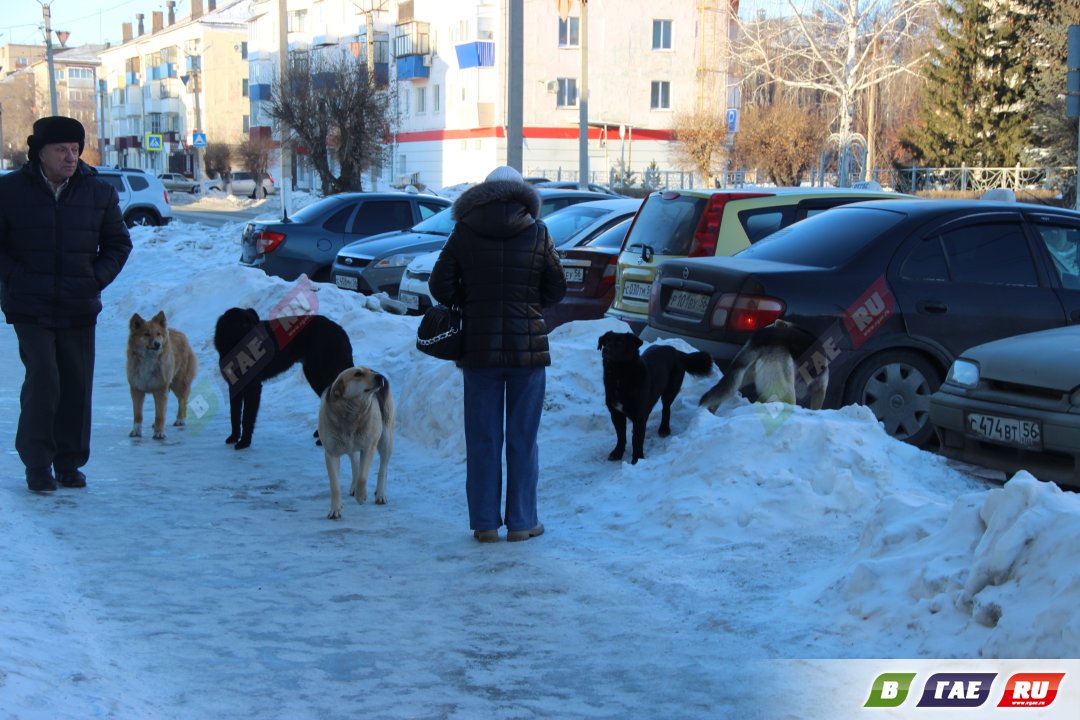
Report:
736,205,906,267
587,218,632,248
410,206,456,235
544,206,611,245
622,193,708,256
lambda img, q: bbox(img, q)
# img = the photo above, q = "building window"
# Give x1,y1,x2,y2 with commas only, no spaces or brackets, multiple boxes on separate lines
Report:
558,17,579,47
416,86,426,113
401,90,410,116
288,10,307,33
242,79,249,97
651,80,670,110
652,20,672,50
241,41,248,59
433,84,440,113
557,77,578,107
243,115,250,133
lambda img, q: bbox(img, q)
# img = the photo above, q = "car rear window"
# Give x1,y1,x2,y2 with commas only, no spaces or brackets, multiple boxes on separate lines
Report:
623,193,707,255
588,218,632,248
736,206,905,267
545,206,610,245
128,175,150,191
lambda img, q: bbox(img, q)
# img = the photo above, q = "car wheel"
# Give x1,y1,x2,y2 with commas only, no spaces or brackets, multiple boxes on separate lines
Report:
190,184,199,194
843,350,941,446
125,210,157,228
311,267,332,284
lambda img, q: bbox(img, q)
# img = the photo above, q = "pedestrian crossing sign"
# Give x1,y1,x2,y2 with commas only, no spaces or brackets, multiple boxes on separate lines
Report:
192,132,207,147
145,134,163,151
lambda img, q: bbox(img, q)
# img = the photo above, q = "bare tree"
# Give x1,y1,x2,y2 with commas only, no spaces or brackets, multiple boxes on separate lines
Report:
268,50,391,194
671,109,728,187
203,143,231,184
731,101,827,185
733,0,937,185
236,137,274,198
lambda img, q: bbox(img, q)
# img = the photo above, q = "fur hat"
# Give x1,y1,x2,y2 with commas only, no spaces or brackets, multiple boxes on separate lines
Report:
484,165,524,184
27,116,85,159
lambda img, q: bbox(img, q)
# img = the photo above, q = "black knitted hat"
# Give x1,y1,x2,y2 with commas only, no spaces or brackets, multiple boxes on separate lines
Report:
27,116,85,159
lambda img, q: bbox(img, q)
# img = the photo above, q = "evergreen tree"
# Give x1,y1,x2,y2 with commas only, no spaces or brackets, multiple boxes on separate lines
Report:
902,0,1038,166
1026,0,1080,167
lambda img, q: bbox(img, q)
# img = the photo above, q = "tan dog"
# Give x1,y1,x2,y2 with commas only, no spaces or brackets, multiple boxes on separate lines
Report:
127,311,198,440
318,366,395,520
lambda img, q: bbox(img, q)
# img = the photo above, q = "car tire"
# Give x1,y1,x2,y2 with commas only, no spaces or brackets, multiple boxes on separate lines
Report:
125,209,158,228
843,350,941,446
191,184,199,194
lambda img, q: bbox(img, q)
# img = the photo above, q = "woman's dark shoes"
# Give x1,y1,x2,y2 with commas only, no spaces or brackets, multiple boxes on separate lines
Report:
506,524,544,542
26,467,57,493
56,470,87,488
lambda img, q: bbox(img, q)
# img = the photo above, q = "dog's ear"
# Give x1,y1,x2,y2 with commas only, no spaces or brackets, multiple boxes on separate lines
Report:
152,310,167,328
331,374,347,399
597,332,609,351
129,313,144,330
632,335,644,350
244,308,260,322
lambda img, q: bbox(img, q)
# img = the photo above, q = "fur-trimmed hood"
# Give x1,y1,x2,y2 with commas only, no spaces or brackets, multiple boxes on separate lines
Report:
451,179,541,238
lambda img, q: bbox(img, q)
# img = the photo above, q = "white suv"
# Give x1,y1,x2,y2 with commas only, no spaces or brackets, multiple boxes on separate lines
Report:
95,168,173,227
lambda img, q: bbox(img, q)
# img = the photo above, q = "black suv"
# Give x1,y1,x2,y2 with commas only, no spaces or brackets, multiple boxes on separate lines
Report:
644,198,1080,445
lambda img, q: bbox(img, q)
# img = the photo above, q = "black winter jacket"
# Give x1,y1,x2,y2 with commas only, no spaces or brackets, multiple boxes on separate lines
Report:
0,160,131,327
429,179,566,369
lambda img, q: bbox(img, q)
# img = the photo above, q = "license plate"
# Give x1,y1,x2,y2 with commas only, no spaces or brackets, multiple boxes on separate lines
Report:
667,289,709,316
398,291,420,310
334,274,358,291
564,267,584,283
966,413,1042,450
623,281,651,300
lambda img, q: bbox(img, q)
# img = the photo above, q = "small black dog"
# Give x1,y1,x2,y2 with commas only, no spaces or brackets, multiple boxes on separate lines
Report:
598,331,714,464
213,308,354,449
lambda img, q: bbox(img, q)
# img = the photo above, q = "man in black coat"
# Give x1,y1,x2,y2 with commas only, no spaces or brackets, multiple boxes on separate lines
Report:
430,165,565,542
0,116,132,492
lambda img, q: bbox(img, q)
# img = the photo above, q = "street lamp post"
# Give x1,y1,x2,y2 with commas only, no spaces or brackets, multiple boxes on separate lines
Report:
39,0,59,116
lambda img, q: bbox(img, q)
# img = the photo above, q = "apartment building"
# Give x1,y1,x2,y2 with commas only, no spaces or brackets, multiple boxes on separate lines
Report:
246,0,734,189
97,0,249,175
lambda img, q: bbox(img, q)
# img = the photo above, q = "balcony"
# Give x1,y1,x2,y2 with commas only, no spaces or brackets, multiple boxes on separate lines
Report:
396,54,429,81
150,63,178,80
125,71,140,86
455,41,494,69
250,83,273,101
250,126,273,142
393,20,429,57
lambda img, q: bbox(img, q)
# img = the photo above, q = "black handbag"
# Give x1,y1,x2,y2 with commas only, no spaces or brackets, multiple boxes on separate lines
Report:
416,304,462,360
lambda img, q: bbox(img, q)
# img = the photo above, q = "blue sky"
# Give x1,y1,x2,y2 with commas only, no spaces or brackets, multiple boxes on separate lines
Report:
2,0,171,47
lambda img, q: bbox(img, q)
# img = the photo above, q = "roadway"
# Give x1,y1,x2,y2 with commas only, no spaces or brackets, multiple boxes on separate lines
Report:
170,199,288,228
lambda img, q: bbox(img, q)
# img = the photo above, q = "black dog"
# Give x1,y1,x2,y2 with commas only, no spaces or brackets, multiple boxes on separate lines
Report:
213,308,354,449
598,331,714,464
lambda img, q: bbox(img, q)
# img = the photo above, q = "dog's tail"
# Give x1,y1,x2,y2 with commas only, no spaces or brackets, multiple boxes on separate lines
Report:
680,350,714,378
699,345,752,413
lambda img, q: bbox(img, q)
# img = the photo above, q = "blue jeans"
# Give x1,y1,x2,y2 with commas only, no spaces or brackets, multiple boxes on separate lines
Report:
462,367,545,532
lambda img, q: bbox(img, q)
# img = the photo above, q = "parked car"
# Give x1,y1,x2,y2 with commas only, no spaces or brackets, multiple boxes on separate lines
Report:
930,325,1080,487
542,198,641,248
95,167,173,227
544,217,632,329
391,189,610,312
230,171,276,197
157,172,199,194
536,180,621,195
239,191,451,282
606,187,907,332
335,189,611,305
642,198,1080,446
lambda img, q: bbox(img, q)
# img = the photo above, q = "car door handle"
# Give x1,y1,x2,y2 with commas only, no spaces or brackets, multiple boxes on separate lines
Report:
917,301,948,314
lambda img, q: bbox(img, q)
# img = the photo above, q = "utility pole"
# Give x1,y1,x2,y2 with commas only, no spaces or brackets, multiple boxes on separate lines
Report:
39,0,59,116
506,0,523,173
277,0,291,219
578,0,588,189
0,101,5,170
188,49,203,186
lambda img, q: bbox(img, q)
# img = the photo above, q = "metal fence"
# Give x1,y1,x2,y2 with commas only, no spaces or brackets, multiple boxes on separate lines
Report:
528,164,1079,198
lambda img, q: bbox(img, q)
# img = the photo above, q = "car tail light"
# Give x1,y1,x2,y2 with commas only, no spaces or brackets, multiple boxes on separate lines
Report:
163,190,170,205
710,293,785,331
648,279,661,317
256,230,287,253
688,193,770,258
598,254,618,289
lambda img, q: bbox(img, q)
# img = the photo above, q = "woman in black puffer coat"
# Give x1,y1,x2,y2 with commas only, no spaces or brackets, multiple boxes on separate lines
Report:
429,165,565,543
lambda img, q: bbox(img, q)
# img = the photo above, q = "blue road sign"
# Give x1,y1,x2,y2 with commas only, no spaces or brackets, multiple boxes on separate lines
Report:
725,108,739,133
145,134,163,151
192,132,207,147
